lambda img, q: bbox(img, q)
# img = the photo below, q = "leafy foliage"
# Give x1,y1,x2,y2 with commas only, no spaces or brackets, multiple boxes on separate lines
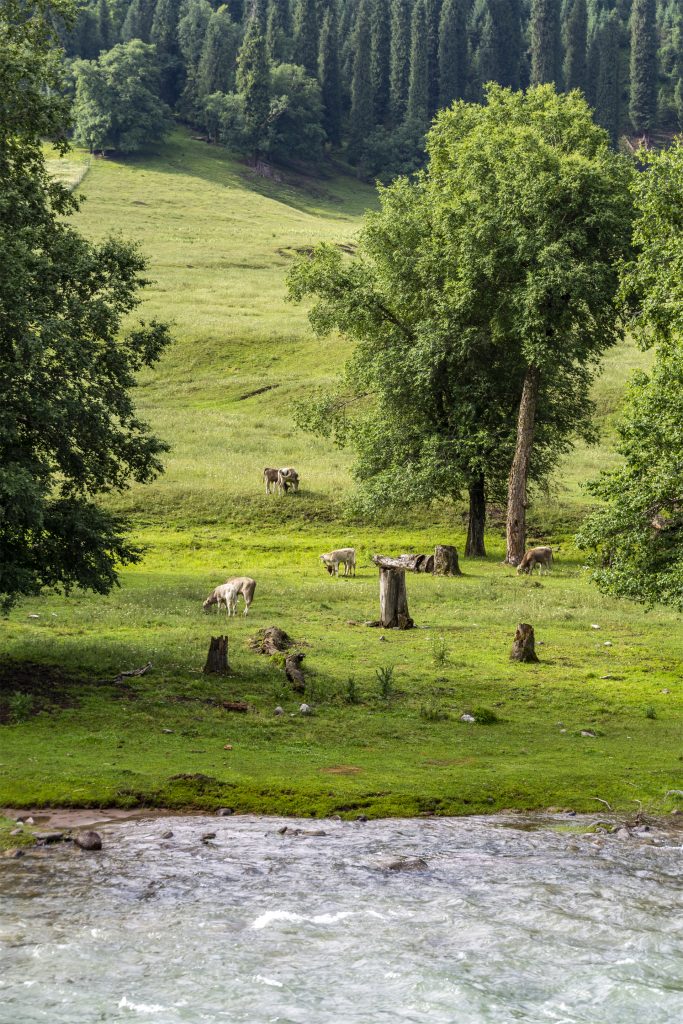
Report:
0,1,172,610
73,39,172,152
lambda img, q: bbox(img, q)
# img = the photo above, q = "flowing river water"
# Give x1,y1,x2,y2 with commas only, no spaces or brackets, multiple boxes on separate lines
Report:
1,813,682,1023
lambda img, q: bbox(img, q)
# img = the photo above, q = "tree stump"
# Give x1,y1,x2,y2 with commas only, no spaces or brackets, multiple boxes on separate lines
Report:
433,545,462,576
203,636,229,674
285,652,306,693
510,623,539,663
371,557,414,629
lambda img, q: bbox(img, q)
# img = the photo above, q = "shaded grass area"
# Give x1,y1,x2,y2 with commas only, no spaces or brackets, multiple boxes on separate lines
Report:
1,529,681,817
3,134,677,818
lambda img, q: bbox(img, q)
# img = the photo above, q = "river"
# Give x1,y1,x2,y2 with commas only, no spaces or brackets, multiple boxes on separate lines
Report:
1,813,681,1023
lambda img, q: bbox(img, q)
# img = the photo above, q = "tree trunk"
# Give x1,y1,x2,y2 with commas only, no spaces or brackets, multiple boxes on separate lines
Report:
203,636,229,674
505,365,540,565
375,553,426,571
510,623,539,663
465,476,487,557
433,545,462,576
377,566,414,629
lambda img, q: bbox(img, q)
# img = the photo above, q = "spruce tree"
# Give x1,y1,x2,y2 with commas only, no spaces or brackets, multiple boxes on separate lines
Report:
530,0,561,85
77,7,103,58
349,0,374,160
266,0,292,62
370,0,391,124
121,0,155,42
150,0,183,56
629,0,658,135
293,0,318,75
318,4,342,145
594,11,621,145
389,0,411,124
476,8,498,91
407,0,429,125
562,0,587,93
237,8,271,157
438,0,468,106
98,0,113,50
198,5,240,96
424,0,442,114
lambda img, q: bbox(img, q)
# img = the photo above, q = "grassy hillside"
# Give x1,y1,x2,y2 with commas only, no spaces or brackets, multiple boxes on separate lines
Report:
1,132,679,822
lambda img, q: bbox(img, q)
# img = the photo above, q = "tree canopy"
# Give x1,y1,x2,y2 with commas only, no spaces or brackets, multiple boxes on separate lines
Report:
0,0,172,610
288,85,633,558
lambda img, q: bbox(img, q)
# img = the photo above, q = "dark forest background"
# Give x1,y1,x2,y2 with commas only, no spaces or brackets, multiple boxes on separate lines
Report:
58,0,675,176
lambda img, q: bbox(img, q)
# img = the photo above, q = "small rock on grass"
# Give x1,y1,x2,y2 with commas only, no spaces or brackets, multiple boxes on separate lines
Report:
581,730,597,738
274,706,284,716
299,703,312,715
74,831,102,851
460,714,475,723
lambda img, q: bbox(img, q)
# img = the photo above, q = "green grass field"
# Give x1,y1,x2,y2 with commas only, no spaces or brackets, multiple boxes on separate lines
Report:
1,132,680,823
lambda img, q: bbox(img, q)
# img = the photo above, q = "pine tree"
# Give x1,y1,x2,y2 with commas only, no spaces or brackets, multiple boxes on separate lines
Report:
530,0,561,85
629,0,658,135
293,0,318,75
438,0,468,106
370,0,391,124
407,0,429,125
425,0,442,114
562,0,587,93
198,5,240,97
349,0,374,159
77,7,102,57
151,0,183,56
389,0,411,124
237,8,270,156
318,4,342,145
476,9,498,91
97,0,113,50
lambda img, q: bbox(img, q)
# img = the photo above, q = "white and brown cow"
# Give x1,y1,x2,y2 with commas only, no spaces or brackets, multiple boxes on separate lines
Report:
517,546,553,575
277,467,299,494
320,547,356,577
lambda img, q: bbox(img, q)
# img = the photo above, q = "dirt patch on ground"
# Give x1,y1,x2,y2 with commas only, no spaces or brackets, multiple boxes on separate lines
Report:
0,661,83,725
320,765,362,775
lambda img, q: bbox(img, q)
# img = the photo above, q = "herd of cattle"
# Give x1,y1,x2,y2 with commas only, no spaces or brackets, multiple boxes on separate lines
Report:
200,469,555,615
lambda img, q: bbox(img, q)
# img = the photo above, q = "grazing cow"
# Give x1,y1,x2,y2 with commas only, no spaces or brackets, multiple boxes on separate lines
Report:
263,468,279,495
320,547,356,577
517,546,553,575
277,467,299,494
203,577,257,616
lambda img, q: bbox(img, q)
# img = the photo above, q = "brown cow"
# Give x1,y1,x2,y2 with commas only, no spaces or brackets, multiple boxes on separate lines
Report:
517,546,553,575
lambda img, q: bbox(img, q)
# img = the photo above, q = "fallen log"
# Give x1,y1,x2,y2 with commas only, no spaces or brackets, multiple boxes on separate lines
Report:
112,661,152,684
285,652,306,693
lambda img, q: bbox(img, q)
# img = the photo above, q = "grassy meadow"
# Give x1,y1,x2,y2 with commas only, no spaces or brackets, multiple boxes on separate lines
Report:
0,131,680,823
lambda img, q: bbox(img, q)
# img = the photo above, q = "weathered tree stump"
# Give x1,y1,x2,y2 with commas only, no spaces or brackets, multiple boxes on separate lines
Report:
371,556,414,629
204,636,229,674
248,626,294,656
433,545,462,576
510,623,539,663
285,652,306,693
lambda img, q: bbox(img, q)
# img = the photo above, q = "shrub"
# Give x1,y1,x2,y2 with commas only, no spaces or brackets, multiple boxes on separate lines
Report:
376,665,394,700
8,692,35,724
345,676,360,705
472,707,499,724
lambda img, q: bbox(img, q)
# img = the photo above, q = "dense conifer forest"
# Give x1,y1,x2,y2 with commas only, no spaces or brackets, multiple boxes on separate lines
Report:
59,0,679,173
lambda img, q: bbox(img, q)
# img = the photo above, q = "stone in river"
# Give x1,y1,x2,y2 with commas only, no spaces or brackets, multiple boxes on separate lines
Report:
74,831,102,851
35,832,67,844
377,857,429,872
161,830,174,839
215,807,233,817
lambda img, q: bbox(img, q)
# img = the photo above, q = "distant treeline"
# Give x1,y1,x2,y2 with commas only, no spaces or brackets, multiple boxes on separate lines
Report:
58,0,680,173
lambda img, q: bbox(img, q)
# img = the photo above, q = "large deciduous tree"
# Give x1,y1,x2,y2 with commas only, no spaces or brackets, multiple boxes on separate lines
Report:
0,0,172,610
73,39,172,153
428,86,632,563
287,85,633,561
578,142,683,607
